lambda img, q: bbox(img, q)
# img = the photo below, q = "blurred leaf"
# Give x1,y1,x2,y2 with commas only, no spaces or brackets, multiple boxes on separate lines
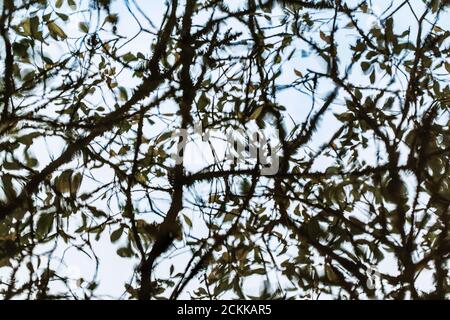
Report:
79,22,89,33
36,213,54,238
250,106,263,120
47,21,67,39
198,93,210,111
117,247,133,258
294,69,303,77
110,227,123,243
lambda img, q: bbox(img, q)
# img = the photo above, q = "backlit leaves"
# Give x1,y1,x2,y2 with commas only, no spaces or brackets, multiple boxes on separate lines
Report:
47,21,67,40
54,170,83,196
0,0,449,301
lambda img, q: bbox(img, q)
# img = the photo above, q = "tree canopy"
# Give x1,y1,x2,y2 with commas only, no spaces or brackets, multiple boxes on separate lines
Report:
0,0,449,299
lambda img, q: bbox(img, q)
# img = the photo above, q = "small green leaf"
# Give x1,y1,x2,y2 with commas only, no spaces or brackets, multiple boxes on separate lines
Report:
1,175,16,200
3,161,21,170
122,52,136,62
71,172,83,195
22,19,31,36
118,87,128,101
252,268,266,275
335,112,353,122
110,227,123,242
23,69,35,82
79,22,89,33
274,54,282,64
156,131,172,144
250,106,263,120
117,247,133,258
56,12,69,21
361,62,370,72
47,21,67,39
370,69,376,84
103,14,118,25
325,264,338,282
294,69,303,77
306,218,321,239
36,213,54,238
30,16,40,36
183,214,193,228
198,93,210,111
68,0,77,10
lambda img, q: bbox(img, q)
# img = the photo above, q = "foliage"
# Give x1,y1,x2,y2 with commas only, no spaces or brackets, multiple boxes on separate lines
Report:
0,0,449,299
